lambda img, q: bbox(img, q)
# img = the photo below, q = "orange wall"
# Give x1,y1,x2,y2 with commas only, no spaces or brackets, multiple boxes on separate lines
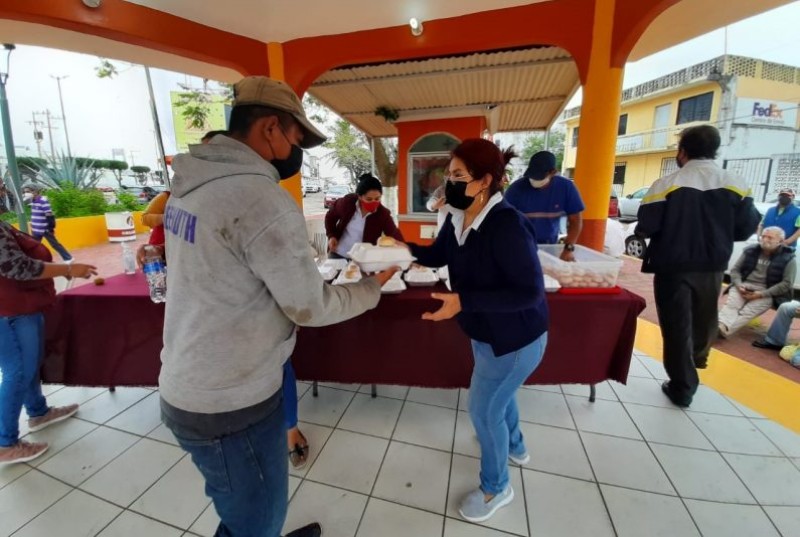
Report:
396,116,486,243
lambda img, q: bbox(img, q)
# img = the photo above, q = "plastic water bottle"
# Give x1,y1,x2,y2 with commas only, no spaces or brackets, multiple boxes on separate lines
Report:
142,245,167,303
121,242,136,275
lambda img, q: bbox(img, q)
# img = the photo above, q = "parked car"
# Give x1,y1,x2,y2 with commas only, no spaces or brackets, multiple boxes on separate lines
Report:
323,185,351,209
618,186,649,220
303,177,322,193
121,185,165,203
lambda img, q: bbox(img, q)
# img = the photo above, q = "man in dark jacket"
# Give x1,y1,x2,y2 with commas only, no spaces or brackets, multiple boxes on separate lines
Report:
636,125,760,407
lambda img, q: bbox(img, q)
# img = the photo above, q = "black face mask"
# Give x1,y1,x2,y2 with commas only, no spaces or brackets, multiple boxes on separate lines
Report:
778,195,792,207
271,144,304,180
445,179,476,211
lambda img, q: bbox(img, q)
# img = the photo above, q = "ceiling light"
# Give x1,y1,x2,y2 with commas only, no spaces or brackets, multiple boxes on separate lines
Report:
82,0,102,8
409,18,423,37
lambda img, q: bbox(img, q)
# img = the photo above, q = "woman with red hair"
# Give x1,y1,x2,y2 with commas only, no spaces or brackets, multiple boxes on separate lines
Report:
402,139,549,522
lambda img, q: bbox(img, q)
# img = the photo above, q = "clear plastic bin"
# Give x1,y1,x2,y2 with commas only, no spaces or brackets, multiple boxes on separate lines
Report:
537,244,622,288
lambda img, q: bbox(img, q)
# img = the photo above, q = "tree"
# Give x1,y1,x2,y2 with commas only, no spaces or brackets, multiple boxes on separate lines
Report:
372,137,398,188
323,119,372,187
520,131,566,170
130,165,151,185
36,154,99,190
107,160,130,188
15,157,47,181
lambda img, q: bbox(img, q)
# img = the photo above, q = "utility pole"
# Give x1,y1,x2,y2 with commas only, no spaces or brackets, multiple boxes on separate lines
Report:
0,43,28,232
27,112,45,158
51,75,72,157
44,109,59,157
144,66,170,186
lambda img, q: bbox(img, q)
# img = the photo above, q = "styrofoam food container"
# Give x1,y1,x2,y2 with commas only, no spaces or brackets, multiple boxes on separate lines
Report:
537,244,622,288
381,277,407,294
438,266,449,280
404,267,439,287
348,243,415,272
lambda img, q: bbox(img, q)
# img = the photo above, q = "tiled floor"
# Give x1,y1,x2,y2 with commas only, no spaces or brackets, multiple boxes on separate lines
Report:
2,351,799,537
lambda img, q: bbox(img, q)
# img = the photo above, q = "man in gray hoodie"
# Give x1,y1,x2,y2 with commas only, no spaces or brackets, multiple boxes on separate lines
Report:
160,77,396,537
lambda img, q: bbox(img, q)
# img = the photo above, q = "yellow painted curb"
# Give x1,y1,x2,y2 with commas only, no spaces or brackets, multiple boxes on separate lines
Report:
635,318,800,434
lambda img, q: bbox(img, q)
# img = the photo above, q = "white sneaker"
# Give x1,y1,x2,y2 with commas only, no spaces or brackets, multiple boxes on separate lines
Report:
508,451,530,465
459,486,514,523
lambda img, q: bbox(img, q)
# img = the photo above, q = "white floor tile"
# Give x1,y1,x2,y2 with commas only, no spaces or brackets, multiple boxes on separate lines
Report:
37,426,140,485
98,510,183,537
458,388,469,412
561,381,618,402
751,419,800,458
523,470,614,537
81,438,185,507
447,455,528,536
0,461,30,489
147,423,179,446
45,386,108,408
518,421,594,481
106,392,163,436
13,489,121,537
516,389,573,429
319,382,362,392
289,422,334,478
41,384,64,396
25,417,98,467
73,387,153,424
359,384,408,400
650,443,755,503
636,356,669,380
356,498,443,537
406,387,459,409
623,403,713,450
297,386,355,427
764,506,800,537
565,396,642,440
627,358,654,378
296,381,311,400
338,394,403,438
723,452,800,505
189,504,219,537
685,500,779,537
283,481,368,537
307,429,388,494
581,432,675,495
688,413,783,456
443,518,516,537
373,441,451,514
0,470,71,536
130,456,210,529
601,484,700,537
289,475,302,499
393,402,456,452
685,385,743,416
726,397,766,419
523,383,562,394
453,411,481,459
610,376,674,408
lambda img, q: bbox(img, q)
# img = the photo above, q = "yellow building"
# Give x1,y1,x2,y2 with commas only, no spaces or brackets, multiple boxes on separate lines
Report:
562,55,800,201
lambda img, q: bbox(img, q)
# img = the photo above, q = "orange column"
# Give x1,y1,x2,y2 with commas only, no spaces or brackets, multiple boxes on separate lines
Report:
267,42,304,208
572,0,624,252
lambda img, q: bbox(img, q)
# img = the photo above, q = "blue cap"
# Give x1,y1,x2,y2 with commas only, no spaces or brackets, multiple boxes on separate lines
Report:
523,151,557,180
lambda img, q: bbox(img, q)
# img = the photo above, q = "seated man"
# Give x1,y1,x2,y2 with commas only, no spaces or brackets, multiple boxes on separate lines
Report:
753,300,800,350
719,227,796,338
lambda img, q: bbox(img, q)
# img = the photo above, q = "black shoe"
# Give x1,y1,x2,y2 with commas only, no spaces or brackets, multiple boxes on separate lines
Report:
285,522,322,537
752,339,782,350
694,358,708,370
661,381,691,408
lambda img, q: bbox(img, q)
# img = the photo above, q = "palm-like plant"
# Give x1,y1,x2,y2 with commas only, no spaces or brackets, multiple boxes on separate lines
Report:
35,153,99,190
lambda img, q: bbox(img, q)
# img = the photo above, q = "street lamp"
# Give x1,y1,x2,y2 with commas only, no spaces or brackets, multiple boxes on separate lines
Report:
0,43,28,232
51,74,73,157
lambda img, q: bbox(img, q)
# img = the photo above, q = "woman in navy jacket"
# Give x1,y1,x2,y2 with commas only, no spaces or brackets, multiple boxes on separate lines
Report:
403,139,548,523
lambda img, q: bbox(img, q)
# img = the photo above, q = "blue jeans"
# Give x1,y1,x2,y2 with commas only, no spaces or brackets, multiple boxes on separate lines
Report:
0,313,49,447
283,360,298,429
468,333,548,496
766,300,800,346
33,231,72,261
174,393,288,537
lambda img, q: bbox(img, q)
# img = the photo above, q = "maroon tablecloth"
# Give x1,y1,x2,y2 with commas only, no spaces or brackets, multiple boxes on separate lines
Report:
43,273,646,388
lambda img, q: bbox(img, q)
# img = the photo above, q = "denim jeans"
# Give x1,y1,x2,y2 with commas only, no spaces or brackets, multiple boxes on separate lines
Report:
173,393,288,537
468,333,548,495
283,360,298,429
766,300,800,346
33,231,72,261
0,313,49,447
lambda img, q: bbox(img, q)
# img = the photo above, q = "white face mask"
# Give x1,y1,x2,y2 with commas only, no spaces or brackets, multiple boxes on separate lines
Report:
529,178,551,189
23,192,34,202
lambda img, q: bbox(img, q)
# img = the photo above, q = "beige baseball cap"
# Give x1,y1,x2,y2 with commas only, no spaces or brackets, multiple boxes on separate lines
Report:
233,76,327,149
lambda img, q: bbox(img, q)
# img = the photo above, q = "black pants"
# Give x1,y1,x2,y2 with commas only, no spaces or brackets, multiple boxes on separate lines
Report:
653,271,723,402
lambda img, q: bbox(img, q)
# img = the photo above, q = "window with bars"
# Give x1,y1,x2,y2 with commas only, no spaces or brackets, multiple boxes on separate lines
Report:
613,163,626,185
677,92,714,124
618,114,628,136
571,127,579,148
661,157,679,177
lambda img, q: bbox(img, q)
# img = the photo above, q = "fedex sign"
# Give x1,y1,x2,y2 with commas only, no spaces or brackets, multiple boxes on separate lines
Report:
735,98,797,127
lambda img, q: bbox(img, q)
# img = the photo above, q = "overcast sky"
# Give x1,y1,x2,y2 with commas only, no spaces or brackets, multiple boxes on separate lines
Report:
1,2,798,185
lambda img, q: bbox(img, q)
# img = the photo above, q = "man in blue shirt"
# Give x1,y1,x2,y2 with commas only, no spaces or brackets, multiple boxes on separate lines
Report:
504,151,584,260
758,188,800,250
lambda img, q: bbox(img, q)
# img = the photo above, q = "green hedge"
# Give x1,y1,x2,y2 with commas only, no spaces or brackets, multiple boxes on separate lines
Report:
46,186,146,218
